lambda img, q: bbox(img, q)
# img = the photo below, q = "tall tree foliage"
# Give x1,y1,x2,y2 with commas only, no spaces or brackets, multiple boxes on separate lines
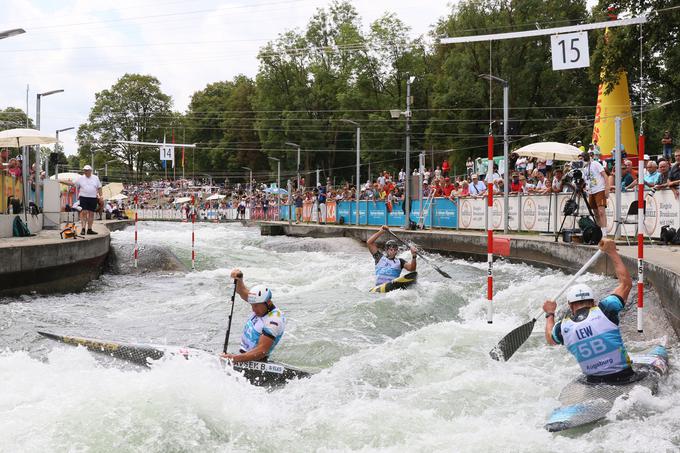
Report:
77,73,174,178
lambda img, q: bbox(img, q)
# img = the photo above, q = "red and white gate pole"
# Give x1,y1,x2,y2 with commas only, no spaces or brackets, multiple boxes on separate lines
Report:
133,195,139,269
191,195,196,271
486,132,494,324
637,133,645,332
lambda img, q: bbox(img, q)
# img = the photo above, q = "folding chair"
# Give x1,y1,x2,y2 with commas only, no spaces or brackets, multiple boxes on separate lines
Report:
617,199,652,246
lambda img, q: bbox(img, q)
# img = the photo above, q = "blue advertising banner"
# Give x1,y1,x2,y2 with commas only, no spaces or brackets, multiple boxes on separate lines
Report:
337,201,352,224
409,200,432,227
280,204,291,221
349,201,368,225
387,201,406,226
433,197,458,228
367,201,387,225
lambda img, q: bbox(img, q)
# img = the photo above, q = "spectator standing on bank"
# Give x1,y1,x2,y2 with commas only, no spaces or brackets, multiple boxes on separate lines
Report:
668,148,680,192
317,183,327,224
62,165,102,235
294,191,303,224
466,157,474,177
442,159,450,177
643,161,661,188
582,152,609,237
661,131,673,160
620,160,635,190
469,174,486,197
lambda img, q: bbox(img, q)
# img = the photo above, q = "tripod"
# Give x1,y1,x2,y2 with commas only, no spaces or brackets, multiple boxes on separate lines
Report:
555,183,600,243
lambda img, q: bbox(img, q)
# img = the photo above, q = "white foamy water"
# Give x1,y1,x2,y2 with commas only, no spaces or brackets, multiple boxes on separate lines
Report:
1,222,678,452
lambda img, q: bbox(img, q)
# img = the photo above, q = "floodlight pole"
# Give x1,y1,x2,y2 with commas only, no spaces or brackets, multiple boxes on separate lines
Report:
405,76,414,229
285,142,301,189
341,119,361,225
242,167,252,198
35,89,64,209
268,156,281,207
53,127,74,177
0,28,26,40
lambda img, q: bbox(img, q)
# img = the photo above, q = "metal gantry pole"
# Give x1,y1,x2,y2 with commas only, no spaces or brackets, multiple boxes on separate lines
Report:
356,126,361,226
614,117,623,239
502,83,509,233
404,78,413,229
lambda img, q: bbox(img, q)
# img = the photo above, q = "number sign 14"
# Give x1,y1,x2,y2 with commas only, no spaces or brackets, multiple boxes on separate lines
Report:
550,31,590,71
160,146,174,161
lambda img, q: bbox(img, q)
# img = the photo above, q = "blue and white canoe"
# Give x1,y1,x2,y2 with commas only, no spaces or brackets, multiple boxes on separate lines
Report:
545,345,669,432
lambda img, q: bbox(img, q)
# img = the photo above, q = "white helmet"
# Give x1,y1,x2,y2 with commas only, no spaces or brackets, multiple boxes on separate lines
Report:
247,285,272,304
566,283,594,304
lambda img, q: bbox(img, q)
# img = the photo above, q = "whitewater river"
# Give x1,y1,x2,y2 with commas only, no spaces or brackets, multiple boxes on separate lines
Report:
1,222,678,452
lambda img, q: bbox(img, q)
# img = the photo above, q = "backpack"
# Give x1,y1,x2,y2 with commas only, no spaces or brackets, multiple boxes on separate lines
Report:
12,216,32,237
578,216,601,245
60,222,78,239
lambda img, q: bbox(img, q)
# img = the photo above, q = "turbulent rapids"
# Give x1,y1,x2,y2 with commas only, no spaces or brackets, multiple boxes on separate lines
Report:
1,222,679,452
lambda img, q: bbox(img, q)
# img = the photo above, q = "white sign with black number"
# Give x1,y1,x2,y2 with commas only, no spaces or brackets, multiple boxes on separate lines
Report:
160,146,174,161
551,32,589,70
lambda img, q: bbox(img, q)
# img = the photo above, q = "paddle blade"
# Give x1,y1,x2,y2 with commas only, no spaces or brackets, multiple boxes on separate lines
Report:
433,265,451,279
489,318,537,361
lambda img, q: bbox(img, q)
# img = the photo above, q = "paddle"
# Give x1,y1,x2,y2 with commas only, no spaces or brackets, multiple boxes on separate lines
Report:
386,229,452,279
222,274,241,354
489,250,603,362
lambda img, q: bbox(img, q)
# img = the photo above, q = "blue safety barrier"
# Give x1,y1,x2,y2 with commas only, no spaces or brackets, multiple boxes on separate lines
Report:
387,201,406,226
432,197,458,228
337,201,351,224
409,200,432,227
367,201,387,225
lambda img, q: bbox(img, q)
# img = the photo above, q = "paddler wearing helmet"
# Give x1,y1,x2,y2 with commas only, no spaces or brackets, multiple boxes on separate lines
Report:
221,268,286,363
367,225,417,286
543,239,634,384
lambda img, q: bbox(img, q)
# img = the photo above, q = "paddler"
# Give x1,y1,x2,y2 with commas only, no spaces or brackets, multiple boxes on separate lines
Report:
221,268,286,363
543,239,634,383
367,225,417,286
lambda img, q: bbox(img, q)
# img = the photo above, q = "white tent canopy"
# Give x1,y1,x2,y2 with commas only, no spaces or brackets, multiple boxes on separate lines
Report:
173,197,192,204
514,142,582,161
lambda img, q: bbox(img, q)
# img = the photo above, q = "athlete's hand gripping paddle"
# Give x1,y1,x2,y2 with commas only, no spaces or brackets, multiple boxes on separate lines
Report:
489,250,602,362
223,272,242,354
386,230,451,279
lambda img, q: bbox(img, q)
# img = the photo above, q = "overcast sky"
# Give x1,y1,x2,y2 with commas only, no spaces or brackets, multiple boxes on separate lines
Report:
1,0,457,156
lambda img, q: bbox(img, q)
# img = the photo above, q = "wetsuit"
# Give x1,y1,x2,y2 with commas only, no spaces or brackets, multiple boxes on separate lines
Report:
551,295,633,383
239,305,286,360
373,251,406,286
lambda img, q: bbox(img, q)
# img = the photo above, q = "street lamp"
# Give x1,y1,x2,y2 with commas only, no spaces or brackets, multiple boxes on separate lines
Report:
0,28,25,40
479,74,509,233
33,88,64,209
341,119,361,226
267,156,281,206
242,167,252,198
52,126,74,178
104,159,118,177
285,142,301,189
390,75,415,229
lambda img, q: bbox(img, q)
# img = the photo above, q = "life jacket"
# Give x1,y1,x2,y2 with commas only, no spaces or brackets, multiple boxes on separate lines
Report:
375,255,402,285
560,306,631,376
239,307,286,357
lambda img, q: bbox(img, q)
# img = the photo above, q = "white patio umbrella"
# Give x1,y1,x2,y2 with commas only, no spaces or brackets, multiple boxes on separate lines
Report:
101,182,124,199
0,128,58,147
109,193,128,201
206,194,226,201
50,172,81,183
173,197,192,204
514,142,582,161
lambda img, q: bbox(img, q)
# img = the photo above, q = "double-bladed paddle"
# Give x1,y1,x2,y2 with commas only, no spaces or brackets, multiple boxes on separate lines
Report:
489,250,602,361
386,229,451,279
223,273,242,354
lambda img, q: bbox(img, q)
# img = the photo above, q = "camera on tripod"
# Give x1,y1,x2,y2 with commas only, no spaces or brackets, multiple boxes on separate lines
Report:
562,169,584,190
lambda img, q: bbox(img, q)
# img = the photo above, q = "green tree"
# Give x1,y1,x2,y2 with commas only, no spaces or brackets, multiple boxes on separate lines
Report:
77,73,174,180
0,107,34,130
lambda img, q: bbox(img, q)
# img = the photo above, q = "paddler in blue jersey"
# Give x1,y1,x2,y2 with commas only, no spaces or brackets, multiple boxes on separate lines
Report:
367,225,417,286
221,268,286,363
543,239,634,383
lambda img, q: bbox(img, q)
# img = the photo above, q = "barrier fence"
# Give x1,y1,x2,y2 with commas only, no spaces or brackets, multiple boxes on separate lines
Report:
279,191,680,238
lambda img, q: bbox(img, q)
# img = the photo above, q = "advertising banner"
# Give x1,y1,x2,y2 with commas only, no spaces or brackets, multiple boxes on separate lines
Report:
432,198,458,228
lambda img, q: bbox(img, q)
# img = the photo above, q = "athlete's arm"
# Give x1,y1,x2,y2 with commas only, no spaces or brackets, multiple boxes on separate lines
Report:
223,335,274,362
600,239,632,302
367,225,388,255
403,246,417,271
230,268,249,301
543,300,557,345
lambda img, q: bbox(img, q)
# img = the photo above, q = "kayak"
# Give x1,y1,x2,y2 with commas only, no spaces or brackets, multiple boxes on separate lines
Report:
545,345,669,432
369,272,418,293
38,331,312,387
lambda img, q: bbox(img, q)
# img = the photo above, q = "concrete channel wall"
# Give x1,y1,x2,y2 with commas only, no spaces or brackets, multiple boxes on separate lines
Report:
261,222,680,339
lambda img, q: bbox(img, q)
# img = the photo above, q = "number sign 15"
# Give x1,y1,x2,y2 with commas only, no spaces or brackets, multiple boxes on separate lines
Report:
550,31,590,71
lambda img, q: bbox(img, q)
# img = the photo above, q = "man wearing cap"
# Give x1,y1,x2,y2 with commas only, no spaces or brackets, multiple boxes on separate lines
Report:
543,239,633,383
582,151,609,237
61,165,102,235
469,174,487,197
221,268,286,362
442,177,456,197
367,225,417,286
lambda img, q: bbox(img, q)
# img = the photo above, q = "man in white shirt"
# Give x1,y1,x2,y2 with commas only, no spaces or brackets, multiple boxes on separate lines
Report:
469,174,487,197
582,152,609,236
62,165,102,235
